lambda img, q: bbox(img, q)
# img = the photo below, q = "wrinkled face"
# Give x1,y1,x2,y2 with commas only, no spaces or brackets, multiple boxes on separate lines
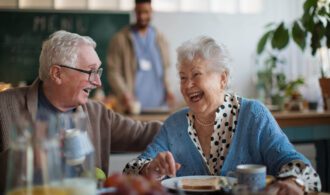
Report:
135,2,152,29
60,45,102,107
179,57,227,116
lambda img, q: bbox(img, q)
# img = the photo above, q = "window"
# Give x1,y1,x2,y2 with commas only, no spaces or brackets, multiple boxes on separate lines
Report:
89,0,118,10
1,0,263,14
0,0,17,8
55,0,87,9
19,0,52,9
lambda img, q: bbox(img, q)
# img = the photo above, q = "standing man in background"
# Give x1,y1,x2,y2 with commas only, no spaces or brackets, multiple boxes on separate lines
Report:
107,0,175,114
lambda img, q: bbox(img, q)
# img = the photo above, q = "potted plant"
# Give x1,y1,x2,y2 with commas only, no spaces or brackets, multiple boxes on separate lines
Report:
256,54,304,111
256,0,330,110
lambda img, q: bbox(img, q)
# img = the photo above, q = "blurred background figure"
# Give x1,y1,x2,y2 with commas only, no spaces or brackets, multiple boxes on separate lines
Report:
107,0,175,114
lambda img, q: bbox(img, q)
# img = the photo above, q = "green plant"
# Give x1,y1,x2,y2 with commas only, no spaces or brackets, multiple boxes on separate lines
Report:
276,73,304,98
256,54,304,108
256,0,330,77
256,55,276,100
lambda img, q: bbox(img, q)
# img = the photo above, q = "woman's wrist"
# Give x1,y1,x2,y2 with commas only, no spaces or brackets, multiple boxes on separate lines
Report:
282,176,305,192
140,162,151,176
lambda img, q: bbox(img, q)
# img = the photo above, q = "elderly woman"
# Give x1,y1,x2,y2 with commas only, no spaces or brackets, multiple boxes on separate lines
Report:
123,36,321,194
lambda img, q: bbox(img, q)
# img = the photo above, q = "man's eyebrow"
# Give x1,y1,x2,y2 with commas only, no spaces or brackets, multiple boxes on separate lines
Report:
86,63,102,69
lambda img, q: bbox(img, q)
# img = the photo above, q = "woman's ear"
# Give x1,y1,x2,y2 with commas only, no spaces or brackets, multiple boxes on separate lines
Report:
220,71,228,89
49,65,62,84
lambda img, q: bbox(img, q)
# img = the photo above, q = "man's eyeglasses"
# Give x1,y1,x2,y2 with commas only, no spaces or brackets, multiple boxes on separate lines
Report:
58,65,103,82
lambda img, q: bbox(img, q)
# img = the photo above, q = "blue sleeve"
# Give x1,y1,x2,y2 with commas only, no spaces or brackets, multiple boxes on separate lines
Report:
252,102,309,175
138,123,170,160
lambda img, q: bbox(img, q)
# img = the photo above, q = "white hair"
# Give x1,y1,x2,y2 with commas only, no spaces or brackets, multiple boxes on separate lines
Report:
39,30,96,81
176,36,231,76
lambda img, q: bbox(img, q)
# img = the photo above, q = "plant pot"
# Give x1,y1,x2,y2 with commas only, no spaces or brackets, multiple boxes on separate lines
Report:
271,95,285,111
319,78,330,110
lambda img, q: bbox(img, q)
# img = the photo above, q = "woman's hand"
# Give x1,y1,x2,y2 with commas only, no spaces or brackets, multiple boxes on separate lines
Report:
142,151,181,179
266,178,304,195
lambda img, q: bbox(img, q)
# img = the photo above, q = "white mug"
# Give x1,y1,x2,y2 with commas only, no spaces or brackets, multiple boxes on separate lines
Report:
228,164,266,191
130,101,141,115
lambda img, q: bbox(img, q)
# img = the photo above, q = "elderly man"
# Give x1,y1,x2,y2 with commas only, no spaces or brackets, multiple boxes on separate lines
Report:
0,30,161,193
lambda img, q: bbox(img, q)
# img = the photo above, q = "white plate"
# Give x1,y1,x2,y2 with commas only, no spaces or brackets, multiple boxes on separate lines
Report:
161,175,236,192
96,187,116,194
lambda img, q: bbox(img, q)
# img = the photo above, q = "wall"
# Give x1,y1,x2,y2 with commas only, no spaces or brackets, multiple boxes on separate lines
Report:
0,10,129,94
150,0,311,103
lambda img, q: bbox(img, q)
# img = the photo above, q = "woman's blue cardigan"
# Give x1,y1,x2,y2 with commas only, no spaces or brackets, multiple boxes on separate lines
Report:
139,98,309,176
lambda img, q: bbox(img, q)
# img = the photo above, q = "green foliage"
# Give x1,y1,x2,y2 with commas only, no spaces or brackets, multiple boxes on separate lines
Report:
275,73,305,97
271,22,290,50
256,0,330,56
257,30,273,54
292,21,307,50
256,54,304,108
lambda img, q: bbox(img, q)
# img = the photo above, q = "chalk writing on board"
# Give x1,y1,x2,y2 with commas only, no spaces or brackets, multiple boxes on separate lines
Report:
33,15,87,34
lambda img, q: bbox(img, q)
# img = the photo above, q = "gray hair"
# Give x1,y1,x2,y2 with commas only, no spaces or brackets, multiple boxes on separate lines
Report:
39,30,96,81
176,36,231,76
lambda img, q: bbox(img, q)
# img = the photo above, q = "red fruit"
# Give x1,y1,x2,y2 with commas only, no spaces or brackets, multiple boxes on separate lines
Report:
103,173,124,188
129,175,151,194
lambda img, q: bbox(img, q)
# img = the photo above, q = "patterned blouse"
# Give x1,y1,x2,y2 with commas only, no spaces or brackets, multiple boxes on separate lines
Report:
123,94,321,192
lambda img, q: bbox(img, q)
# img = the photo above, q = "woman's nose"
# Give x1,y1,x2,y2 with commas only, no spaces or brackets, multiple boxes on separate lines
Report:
186,78,194,88
181,80,193,91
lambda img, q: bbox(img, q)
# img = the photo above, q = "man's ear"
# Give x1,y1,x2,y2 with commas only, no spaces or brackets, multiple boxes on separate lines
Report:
49,65,62,84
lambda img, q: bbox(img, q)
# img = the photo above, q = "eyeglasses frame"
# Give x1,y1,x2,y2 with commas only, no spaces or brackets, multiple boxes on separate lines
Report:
58,64,103,82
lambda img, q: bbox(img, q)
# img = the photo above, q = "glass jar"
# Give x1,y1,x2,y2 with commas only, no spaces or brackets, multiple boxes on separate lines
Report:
59,110,96,195
6,114,67,195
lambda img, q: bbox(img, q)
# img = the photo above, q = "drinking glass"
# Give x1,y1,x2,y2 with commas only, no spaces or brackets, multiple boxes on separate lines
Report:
58,110,97,195
6,113,68,195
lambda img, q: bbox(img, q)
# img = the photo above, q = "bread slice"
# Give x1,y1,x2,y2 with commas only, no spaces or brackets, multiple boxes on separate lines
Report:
181,177,220,190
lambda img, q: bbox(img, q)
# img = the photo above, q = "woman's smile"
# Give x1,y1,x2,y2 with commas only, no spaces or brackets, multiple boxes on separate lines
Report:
189,91,204,103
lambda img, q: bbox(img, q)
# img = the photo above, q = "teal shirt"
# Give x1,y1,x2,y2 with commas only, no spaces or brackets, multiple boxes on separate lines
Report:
131,26,166,109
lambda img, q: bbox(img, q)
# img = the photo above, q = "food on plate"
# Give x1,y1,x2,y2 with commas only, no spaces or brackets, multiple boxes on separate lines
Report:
266,175,276,185
181,177,221,190
103,173,168,195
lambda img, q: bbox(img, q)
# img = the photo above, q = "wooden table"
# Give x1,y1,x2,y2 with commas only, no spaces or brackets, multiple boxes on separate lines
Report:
273,111,330,128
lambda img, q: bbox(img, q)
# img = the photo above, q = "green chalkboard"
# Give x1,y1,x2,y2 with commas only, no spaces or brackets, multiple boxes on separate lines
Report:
0,9,129,94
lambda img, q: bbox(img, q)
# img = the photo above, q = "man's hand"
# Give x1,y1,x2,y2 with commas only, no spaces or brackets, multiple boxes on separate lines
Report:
166,92,176,109
121,92,135,113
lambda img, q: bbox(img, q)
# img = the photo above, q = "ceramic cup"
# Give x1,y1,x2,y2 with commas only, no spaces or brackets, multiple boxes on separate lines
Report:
228,164,266,191
130,101,141,115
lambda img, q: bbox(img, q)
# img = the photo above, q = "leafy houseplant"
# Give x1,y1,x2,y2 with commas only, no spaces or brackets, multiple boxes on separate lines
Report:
256,0,330,109
256,54,304,110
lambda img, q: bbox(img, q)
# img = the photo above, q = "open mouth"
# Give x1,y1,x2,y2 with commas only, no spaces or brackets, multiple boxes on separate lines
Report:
189,91,204,103
83,88,92,95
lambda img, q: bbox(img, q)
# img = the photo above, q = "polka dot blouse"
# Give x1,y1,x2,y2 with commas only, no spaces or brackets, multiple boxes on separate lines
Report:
123,93,321,192
185,93,239,175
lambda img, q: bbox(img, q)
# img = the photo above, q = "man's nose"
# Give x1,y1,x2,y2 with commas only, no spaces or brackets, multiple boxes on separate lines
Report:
91,75,102,87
